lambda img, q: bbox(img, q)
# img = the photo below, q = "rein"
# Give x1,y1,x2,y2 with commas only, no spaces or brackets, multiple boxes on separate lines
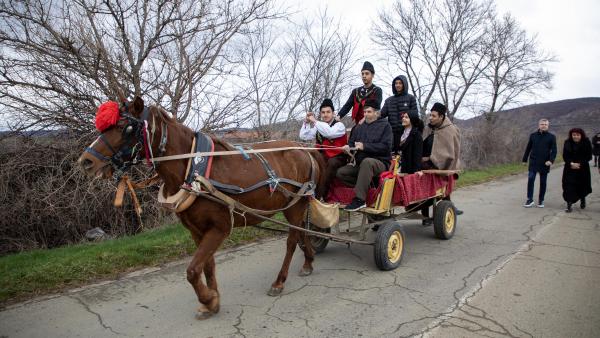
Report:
150,145,351,162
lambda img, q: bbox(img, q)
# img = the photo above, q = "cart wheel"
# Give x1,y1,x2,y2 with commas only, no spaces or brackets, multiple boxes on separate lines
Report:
298,224,330,254
433,200,456,240
374,222,405,271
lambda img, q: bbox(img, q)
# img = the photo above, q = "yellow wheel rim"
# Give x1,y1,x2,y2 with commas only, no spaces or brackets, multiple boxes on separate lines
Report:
444,208,455,233
387,230,403,263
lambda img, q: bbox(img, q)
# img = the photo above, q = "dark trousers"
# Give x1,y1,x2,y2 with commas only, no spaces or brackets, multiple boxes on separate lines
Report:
392,130,402,153
594,155,599,167
317,154,348,199
336,158,387,200
527,170,548,202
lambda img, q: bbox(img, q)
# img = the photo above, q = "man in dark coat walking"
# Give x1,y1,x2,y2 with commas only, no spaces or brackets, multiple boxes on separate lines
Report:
592,132,600,167
380,75,418,153
338,61,383,125
522,119,557,208
337,99,393,211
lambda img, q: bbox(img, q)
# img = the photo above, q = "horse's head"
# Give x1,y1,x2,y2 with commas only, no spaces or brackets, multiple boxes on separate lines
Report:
78,96,150,179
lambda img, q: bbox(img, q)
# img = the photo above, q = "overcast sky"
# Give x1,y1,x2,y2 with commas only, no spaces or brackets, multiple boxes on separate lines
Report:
288,0,600,106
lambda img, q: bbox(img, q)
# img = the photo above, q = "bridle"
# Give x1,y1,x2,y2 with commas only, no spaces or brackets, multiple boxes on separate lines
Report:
84,102,167,180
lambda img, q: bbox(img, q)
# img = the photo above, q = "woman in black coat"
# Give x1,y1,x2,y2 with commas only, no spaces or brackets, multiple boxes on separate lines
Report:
398,111,424,174
562,128,593,212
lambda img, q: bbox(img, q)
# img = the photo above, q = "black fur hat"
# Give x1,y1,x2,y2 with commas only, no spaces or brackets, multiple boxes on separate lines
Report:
431,102,447,116
361,61,375,74
319,98,335,112
364,98,381,110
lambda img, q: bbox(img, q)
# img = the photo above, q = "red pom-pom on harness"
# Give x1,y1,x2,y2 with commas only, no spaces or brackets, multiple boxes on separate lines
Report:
95,101,120,132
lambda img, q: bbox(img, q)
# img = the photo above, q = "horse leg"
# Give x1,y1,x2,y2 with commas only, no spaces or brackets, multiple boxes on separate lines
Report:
186,227,226,319
268,201,315,296
190,232,220,303
298,228,315,277
286,201,315,276
268,228,301,296
203,255,219,305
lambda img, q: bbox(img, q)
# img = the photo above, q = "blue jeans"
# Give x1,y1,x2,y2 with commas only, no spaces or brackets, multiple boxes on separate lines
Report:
527,170,548,202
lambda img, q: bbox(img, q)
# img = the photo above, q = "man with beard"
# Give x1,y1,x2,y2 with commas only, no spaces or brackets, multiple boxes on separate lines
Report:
420,102,463,224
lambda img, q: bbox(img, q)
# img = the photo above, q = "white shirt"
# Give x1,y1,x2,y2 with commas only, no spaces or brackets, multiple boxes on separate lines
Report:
299,120,346,141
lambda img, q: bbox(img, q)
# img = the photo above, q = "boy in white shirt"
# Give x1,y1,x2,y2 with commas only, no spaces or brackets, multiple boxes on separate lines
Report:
299,99,349,199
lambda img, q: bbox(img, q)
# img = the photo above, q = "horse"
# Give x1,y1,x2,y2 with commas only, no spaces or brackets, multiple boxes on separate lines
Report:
78,96,327,319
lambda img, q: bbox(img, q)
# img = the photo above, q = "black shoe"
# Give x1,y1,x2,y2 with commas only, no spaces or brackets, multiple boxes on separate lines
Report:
565,203,572,213
581,198,586,209
344,197,366,211
455,209,464,215
421,218,433,226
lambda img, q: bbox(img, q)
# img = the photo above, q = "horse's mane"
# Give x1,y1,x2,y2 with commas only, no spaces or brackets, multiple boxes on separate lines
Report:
151,105,179,126
211,136,236,151
148,105,243,152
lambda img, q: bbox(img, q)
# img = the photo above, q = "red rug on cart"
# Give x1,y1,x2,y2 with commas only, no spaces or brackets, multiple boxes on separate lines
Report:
326,172,455,207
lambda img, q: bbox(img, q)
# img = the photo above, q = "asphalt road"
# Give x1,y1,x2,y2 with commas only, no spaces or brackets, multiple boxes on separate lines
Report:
2,166,599,338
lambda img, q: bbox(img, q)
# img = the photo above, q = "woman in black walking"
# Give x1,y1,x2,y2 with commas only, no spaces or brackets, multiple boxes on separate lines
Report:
562,128,593,212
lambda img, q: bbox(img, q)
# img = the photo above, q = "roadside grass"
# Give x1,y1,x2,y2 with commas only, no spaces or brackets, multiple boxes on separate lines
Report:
1,161,534,304
0,216,285,304
456,162,527,188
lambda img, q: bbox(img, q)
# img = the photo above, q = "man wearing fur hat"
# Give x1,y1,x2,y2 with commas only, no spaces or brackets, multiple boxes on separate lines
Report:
338,61,383,125
421,102,461,171
299,98,349,199
336,99,393,211
421,102,463,222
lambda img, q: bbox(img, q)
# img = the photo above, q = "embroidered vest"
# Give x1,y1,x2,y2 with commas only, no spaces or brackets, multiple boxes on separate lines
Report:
351,87,377,123
316,121,347,159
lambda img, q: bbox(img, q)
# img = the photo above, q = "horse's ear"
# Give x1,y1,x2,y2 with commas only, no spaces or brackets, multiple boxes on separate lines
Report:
132,96,145,117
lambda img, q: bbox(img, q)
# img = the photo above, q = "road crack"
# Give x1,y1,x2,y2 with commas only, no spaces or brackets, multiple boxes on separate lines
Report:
68,295,123,335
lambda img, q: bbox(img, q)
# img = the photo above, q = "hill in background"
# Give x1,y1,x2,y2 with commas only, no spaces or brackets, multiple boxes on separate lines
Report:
457,97,600,138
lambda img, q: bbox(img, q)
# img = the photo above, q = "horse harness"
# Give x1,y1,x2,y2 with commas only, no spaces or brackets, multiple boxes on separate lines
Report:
84,103,169,179
156,132,317,218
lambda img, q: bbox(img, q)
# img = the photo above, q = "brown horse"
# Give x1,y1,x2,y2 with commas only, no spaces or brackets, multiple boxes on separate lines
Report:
78,96,326,319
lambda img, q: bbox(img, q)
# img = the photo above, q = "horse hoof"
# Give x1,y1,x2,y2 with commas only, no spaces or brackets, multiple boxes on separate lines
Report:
195,311,214,320
267,286,283,297
207,296,220,314
299,267,313,276
196,305,215,320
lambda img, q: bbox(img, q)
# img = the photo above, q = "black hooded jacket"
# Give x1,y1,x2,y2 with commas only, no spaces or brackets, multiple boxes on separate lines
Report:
380,75,418,131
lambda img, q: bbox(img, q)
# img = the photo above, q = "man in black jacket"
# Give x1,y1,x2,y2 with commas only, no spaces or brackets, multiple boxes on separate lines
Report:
336,99,393,211
338,61,383,125
592,132,600,167
522,119,557,208
380,75,418,153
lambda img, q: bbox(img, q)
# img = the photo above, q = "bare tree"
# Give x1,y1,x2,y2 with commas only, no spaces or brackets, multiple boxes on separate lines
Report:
483,14,556,116
436,0,494,118
235,9,358,140
373,0,494,119
0,0,279,132
373,0,554,121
